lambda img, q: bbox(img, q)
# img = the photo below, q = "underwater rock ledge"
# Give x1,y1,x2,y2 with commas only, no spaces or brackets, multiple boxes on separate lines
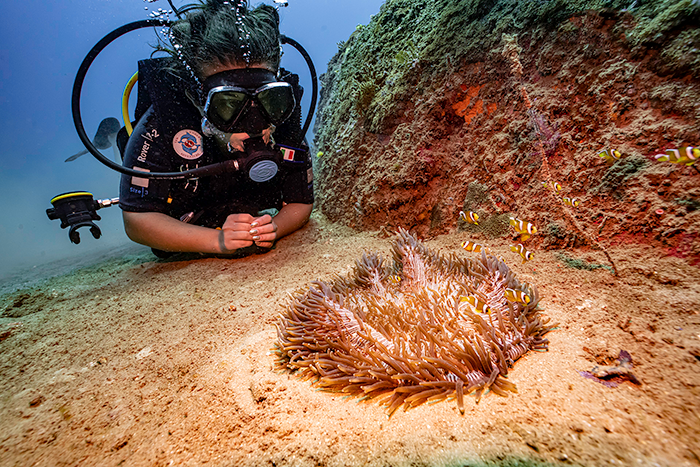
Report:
313,0,700,260
275,229,556,416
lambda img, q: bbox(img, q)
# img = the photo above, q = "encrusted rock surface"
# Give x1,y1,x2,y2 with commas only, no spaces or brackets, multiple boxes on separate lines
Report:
313,0,700,262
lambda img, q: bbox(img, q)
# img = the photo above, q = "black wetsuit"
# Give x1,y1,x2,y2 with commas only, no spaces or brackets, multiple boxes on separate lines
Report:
119,59,313,230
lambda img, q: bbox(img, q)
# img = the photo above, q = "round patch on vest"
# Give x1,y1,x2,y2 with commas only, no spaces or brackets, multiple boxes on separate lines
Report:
173,130,203,160
249,160,278,182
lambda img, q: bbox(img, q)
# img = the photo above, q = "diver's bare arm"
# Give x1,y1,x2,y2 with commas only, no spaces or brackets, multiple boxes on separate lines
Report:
122,211,254,253
274,203,313,239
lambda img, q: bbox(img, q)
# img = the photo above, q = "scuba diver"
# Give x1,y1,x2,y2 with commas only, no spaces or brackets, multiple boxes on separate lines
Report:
119,0,313,257
48,0,317,254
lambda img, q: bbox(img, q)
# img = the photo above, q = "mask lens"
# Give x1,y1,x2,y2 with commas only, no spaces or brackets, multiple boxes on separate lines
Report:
206,89,248,129
256,84,295,125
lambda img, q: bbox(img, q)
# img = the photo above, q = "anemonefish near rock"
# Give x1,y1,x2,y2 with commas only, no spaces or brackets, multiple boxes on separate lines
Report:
598,148,621,164
509,217,538,241
459,295,491,314
510,244,534,263
655,146,698,166
459,210,479,225
504,288,532,304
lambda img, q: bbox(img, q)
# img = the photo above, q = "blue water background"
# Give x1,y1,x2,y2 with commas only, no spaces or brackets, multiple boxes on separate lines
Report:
0,0,384,287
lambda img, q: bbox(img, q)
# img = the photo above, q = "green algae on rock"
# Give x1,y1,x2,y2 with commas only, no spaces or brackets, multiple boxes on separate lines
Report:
275,230,556,416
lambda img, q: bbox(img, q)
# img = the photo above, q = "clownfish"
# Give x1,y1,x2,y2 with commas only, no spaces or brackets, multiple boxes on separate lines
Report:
387,275,402,285
316,151,324,158
554,182,562,192
504,288,532,304
510,244,534,263
459,295,491,314
459,210,479,225
461,240,487,253
598,149,621,164
563,197,581,207
509,217,538,241
542,181,549,189
654,146,698,166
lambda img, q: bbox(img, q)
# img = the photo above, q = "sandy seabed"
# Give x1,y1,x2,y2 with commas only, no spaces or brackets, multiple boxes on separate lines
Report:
1,214,699,467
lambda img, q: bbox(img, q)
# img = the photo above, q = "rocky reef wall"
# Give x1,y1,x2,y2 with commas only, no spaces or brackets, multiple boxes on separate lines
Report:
312,0,700,262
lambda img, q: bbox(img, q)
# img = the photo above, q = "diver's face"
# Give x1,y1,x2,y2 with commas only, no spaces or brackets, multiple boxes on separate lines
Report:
199,62,281,152
200,62,295,138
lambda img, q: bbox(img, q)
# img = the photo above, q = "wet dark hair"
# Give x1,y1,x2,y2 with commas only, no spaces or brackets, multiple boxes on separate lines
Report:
162,0,281,80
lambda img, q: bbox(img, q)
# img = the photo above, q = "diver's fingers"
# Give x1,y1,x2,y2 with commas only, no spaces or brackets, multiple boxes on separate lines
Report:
221,226,254,241
261,127,273,144
229,133,249,152
250,222,276,235
251,214,273,227
224,213,256,230
220,229,253,253
252,219,277,247
226,213,256,223
252,231,276,242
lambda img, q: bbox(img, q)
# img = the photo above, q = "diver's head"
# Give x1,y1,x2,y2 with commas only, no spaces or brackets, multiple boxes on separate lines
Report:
163,1,288,136
198,64,293,183
200,67,296,135
165,1,282,81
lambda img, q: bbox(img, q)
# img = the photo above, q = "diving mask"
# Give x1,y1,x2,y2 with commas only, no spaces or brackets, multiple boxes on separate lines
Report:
202,69,296,134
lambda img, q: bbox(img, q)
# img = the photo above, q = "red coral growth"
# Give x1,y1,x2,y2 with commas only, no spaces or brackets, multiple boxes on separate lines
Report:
452,85,485,124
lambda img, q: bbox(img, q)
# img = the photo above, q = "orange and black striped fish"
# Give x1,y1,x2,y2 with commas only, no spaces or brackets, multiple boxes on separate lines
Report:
510,244,534,264
459,295,491,314
563,197,581,208
504,288,532,304
387,275,402,285
461,240,487,253
655,146,698,166
459,210,479,225
598,148,621,164
509,217,538,241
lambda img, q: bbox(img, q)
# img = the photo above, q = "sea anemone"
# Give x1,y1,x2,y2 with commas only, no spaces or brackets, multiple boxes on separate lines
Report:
275,229,556,416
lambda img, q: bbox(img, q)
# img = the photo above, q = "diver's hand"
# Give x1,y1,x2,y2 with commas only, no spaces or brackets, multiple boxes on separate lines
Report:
228,133,249,152
220,213,256,253
249,214,278,249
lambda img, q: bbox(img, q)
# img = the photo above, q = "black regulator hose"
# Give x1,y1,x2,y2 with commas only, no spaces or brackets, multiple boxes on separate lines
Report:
72,20,317,180
281,35,317,139
72,19,240,180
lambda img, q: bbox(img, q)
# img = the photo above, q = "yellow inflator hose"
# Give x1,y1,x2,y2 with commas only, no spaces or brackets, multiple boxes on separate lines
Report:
122,71,139,136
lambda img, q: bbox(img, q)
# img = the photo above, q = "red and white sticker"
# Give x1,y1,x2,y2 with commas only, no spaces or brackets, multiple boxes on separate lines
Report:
173,130,203,160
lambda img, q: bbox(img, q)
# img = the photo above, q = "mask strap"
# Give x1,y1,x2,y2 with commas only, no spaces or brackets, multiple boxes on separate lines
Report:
185,90,206,116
